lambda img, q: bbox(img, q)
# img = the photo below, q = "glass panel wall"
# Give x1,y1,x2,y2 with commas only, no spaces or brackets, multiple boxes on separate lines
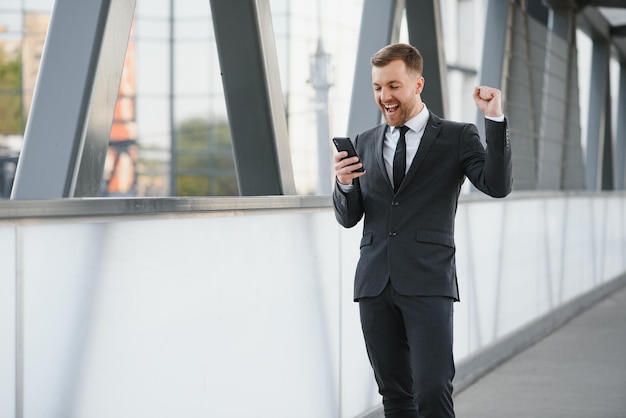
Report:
0,0,489,198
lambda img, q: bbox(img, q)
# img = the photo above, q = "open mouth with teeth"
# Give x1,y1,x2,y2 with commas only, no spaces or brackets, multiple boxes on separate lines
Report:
385,104,399,113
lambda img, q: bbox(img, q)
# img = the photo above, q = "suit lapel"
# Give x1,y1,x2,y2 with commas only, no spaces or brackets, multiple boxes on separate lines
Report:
400,113,443,191
372,124,393,190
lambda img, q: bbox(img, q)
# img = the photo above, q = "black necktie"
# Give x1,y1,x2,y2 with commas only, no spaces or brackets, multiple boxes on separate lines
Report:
393,125,410,192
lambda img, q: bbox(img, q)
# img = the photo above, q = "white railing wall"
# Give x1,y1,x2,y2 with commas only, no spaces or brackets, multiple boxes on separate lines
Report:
1,192,625,418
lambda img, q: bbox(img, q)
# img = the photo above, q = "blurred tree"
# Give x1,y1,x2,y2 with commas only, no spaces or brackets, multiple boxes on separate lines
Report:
0,49,22,135
175,118,238,196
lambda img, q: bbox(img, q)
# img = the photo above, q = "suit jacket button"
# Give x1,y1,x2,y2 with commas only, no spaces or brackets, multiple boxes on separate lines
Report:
389,232,397,237
392,201,399,206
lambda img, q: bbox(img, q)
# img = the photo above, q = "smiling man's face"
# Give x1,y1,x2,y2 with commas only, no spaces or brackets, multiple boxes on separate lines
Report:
372,59,424,127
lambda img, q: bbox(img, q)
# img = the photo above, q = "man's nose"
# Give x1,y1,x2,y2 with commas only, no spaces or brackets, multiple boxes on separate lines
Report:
379,87,391,102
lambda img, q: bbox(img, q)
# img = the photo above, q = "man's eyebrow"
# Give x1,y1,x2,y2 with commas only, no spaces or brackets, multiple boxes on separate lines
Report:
373,80,401,85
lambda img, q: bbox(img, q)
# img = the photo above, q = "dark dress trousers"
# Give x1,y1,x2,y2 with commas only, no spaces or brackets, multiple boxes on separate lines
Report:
333,112,512,417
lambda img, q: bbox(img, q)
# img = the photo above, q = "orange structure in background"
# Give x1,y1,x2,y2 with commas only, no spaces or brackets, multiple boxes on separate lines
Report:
103,21,137,196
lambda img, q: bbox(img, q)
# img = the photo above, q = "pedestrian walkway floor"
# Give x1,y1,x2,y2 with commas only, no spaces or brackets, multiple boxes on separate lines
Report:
454,283,626,418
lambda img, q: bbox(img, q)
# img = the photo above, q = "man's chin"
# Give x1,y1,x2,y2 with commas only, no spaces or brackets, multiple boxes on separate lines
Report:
383,116,402,127
382,113,394,126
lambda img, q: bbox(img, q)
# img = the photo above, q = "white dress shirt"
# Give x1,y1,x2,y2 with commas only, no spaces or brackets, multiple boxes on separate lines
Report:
383,103,430,184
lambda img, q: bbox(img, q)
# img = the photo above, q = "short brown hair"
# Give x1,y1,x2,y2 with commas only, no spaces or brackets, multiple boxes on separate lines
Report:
371,43,423,75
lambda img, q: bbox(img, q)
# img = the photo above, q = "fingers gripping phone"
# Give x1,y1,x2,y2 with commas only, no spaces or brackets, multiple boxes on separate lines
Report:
332,137,365,172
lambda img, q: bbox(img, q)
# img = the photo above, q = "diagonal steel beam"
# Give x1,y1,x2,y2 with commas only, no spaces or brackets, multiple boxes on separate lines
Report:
209,0,295,196
616,63,626,189
611,25,626,37
11,0,136,199
585,39,611,190
347,0,404,139
406,0,447,118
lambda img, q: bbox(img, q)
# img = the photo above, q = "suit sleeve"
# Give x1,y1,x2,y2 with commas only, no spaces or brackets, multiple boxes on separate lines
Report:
333,178,364,228
461,118,513,198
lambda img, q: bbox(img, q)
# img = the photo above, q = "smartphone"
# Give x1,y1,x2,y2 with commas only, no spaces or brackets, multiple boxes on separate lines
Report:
332,137,364,172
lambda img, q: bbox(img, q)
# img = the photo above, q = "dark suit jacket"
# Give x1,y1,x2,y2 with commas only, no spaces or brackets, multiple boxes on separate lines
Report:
333,112,512,301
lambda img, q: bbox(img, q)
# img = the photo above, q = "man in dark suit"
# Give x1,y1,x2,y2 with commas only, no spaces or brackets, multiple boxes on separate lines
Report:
333,43,512,418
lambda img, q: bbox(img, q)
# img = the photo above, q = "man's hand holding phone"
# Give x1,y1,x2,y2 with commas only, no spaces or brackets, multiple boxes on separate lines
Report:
333,137,366,186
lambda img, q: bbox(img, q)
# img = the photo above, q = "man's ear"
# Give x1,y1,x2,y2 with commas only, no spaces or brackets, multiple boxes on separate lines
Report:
415,76,425,94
